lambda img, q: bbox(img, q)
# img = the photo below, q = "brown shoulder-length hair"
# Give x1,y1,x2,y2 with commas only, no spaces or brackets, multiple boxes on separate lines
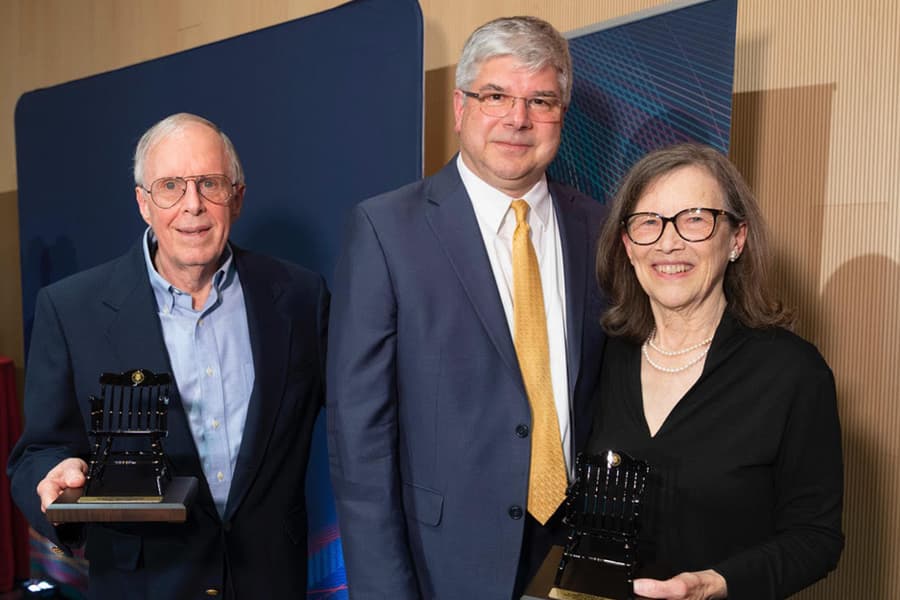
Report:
596,143,794,342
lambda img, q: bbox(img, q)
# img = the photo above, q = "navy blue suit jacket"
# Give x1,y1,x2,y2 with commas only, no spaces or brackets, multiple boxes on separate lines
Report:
327,160,607,599
8,241,328,599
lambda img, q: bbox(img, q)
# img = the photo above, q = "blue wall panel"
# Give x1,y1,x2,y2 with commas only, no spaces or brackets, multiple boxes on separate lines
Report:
15,0,422,596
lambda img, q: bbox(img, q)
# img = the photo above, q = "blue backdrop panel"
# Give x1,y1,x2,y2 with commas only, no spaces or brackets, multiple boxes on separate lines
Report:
550,0,737,203
15,0,422,597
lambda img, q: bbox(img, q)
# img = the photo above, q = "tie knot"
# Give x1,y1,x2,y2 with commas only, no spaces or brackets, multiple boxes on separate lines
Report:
511,199,529,226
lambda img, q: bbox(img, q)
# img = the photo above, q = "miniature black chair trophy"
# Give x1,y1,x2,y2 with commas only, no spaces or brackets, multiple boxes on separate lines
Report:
533,449,650,600
80,369,173,502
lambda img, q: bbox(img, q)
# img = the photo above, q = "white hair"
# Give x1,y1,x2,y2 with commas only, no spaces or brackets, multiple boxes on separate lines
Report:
133,113,244,186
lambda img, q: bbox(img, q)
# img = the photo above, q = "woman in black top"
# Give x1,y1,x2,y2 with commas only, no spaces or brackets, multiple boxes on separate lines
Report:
590,144,843,599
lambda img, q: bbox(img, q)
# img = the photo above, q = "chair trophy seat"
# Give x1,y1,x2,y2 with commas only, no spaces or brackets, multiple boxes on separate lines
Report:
81,369,173,502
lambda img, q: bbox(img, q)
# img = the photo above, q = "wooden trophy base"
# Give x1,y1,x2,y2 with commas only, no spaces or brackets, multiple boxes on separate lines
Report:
46,476,198,523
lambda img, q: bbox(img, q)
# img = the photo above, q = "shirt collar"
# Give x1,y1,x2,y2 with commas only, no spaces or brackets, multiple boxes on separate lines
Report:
142,227,235,310
456,154,551,233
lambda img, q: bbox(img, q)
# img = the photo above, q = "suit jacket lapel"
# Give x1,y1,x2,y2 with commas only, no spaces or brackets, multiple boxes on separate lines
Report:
424,161,523,390
552,182,589,402
224,249,290,521
99,242,218,518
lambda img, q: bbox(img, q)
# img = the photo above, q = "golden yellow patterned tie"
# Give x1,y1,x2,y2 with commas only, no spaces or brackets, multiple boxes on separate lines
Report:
510,199,567,525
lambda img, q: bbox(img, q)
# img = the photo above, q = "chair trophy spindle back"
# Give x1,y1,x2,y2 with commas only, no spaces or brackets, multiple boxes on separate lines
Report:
82,369,173,501
555,450,650,588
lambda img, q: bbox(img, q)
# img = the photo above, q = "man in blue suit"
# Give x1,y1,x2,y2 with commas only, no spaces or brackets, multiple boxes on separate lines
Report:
328,17,607,599
8,113,328,599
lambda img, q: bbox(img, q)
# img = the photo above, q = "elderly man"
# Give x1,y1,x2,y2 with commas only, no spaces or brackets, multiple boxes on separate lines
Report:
328,16,607,599
8,113,328,599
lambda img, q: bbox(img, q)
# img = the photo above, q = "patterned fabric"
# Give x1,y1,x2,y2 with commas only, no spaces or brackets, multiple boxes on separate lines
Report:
510,200,567,525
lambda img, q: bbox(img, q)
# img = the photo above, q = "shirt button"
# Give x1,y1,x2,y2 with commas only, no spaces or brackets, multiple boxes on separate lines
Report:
217,471,224,482
50,546,65,555
198,318,204,327
212,419,220,430
515,424,529,438
162,307,170,314
508,505,523,520
206,367,214,376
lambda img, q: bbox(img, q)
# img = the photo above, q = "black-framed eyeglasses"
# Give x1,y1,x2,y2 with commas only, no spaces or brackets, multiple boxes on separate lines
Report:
459,90,564,123
141,174,238,209
623,207,740,245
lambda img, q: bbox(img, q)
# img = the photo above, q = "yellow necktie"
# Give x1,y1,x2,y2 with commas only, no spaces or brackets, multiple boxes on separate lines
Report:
510,199,567,525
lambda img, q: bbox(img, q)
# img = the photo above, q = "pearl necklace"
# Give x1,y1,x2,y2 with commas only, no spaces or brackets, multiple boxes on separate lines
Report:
646,330,714,356
642,342,710,373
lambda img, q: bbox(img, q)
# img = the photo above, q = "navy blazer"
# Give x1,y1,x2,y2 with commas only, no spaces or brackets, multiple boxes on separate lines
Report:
8,241,328,599
327,159,607,599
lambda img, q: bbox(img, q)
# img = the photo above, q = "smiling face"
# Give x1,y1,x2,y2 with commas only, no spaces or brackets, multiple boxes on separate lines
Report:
453,55,563,197
623,164,746,321
135,122,243,288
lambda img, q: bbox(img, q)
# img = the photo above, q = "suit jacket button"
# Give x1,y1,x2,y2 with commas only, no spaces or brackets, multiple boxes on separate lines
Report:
223,521,232,533
508,505,523,519
515,424,529,438
205,589,220,596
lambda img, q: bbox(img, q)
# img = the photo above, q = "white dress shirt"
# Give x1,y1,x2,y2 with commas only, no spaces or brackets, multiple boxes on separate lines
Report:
456,155,572,475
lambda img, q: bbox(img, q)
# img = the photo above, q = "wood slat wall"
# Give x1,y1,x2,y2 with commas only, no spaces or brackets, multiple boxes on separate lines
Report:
1,2,898,597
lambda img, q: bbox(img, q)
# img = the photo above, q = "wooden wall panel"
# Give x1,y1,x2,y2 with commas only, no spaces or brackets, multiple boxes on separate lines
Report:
0,2,21,190
735,0,900,283
813,250,900,599
423,65,457,176
0,190,24,399
731,85,833,341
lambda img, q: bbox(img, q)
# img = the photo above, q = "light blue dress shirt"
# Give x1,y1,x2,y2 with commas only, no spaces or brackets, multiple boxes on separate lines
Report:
142,229,255,517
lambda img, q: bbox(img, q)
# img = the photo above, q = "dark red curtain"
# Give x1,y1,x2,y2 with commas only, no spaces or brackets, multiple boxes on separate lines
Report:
1,356,29,591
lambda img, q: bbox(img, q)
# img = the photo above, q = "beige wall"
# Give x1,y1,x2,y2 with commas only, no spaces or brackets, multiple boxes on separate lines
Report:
2,1,898,597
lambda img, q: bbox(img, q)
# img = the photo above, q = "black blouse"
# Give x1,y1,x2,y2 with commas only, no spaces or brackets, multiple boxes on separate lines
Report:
587,312,843,599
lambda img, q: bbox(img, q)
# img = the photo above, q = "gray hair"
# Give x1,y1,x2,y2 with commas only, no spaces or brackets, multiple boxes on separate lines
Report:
133,113,244,187
455,16,573,105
